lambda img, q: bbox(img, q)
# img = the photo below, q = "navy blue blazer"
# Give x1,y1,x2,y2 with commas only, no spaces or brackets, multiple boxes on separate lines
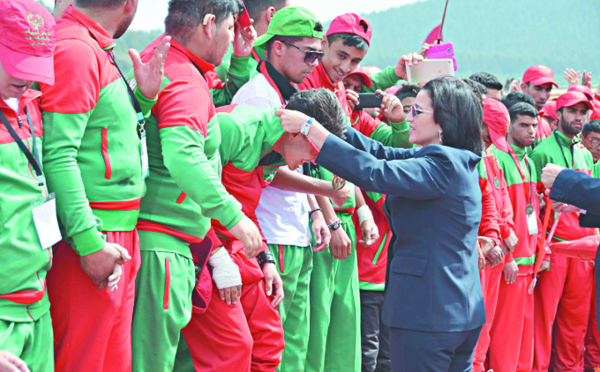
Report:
550,168,600,332
316,128,486,332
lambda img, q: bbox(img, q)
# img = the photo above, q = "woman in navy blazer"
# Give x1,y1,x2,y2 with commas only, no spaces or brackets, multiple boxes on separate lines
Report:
277,76,486,371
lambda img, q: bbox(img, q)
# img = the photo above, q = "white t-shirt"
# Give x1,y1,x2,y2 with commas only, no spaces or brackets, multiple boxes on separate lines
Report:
232,73,312,247
3,98,19,113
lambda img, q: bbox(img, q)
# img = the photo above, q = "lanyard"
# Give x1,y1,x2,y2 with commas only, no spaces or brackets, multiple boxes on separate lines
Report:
507,145,533,207
106,50,145,137
0,108,44,186
553,131,575,169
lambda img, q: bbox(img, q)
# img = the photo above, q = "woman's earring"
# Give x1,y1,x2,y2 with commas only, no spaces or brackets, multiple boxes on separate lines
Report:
439,131,443,145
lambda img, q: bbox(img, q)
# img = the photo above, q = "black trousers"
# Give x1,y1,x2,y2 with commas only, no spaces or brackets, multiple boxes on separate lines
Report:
360,290,391,372
390,326,482,372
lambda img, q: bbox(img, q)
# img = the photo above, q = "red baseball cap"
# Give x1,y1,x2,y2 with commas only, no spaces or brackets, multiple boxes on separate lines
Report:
0,0,56,85
591,100,600,120
522,65,558,88
540,99,558,121
556,91,593,111
346,66,372,88
326,13,372,46
567,85,594,101
482,97,510,151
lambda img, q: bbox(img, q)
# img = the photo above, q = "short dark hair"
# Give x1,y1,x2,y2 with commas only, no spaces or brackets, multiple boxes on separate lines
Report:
74,0,126,8
501,91,536,111
286,88,347,140
462,78,487,108
582,120,600,137
326,33,368,51
508,102,538,123
422,76,483,155
244,0,287,20
469,72,503,91
395,84,420,102
165,0,241,42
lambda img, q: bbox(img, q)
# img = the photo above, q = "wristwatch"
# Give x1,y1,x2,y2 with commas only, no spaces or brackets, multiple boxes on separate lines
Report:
328,219,341,231
331,175,346,191
301,117,314,136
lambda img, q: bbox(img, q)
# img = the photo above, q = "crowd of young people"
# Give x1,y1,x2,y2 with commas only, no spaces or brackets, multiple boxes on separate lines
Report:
2,0,600,371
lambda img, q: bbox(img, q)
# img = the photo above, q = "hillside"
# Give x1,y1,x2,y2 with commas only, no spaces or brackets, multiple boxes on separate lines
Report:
112,0,600,86
358,0,600,84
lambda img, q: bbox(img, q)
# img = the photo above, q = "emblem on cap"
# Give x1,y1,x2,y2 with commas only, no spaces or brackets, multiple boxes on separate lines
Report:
25,13,50,46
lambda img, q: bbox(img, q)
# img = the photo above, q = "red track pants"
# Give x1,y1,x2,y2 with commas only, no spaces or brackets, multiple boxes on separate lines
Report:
585,277,600,370
488,274,534,372
47,231,140,372
473,263,503,372
532,254,594,372
183,246,284,371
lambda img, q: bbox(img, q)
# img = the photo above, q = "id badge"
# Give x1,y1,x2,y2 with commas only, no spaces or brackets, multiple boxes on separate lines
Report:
141,131,149,179
527,210,538,235
31,193,62,249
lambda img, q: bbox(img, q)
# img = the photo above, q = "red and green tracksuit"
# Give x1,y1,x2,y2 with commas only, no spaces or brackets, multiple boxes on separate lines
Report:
130,35,245,372
0,93,53,372
586,160,600,371
38,6,154,371
530,131,597,372
176,105,287,372
298,63,404,372
473,148,515,372
488,143,541,372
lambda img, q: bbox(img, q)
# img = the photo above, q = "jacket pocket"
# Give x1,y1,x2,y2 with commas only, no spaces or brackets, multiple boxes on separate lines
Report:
163,257,171,310
176,192,187,204
101,128,112,180
392,255,428,277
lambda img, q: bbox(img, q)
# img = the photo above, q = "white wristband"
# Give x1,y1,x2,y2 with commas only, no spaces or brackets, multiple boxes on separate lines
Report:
208,248,242,289
357,205,374,225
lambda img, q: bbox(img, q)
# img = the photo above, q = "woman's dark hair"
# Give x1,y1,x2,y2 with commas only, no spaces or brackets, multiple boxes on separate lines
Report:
287,88,347,140
422,76,483,155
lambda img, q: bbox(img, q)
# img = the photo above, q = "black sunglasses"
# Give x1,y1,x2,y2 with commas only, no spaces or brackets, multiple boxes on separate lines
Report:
281,41,324,65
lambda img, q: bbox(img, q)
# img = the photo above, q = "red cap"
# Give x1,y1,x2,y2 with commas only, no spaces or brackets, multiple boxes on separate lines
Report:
540,99,558,121
567,85,594,101
482,97,510,151
0,0,56,85
346,66,372,87
326,13,372,46
556,91,593,111
522,65,558,88
591,99,600,120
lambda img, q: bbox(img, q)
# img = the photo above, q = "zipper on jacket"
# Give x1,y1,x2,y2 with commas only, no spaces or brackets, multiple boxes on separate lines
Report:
371,232,389,265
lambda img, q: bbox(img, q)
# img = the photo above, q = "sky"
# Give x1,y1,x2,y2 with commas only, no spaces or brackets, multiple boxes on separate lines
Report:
42,0,424,31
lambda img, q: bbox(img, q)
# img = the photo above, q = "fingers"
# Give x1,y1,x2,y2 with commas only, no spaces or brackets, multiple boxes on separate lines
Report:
274,109,285,117
128,49,142,70
220,286,239,305
271,279,284,308
114,245,132,264
264,272,273,297
107,263,122,292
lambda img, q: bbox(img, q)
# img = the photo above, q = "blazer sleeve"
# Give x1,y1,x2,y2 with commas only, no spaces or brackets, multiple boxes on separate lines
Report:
317,133,451,199
550,168,600,214
344,126,417,161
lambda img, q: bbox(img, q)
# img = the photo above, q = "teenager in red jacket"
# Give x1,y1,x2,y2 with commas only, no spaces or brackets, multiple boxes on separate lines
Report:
520,65,558,146
38,1,168,370
0,2,56,371
488,102,543,372
531,91,596,372
473,97,517,372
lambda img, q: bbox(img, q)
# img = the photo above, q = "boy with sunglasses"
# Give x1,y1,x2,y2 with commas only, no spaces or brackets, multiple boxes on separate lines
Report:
231,7,355,371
